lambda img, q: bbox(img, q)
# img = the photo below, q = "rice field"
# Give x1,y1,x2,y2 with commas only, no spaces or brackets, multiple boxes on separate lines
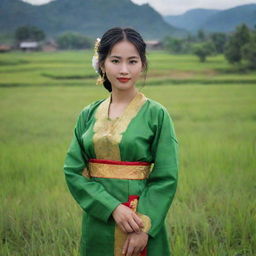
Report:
0,50,255,256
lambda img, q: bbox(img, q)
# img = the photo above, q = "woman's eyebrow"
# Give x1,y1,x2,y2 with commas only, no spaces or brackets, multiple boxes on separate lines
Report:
109,55,140,59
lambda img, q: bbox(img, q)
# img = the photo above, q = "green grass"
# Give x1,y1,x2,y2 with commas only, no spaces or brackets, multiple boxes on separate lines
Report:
0,50,255,256
1,50,256,87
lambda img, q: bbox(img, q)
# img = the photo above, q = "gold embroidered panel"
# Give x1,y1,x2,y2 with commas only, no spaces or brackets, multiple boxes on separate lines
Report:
93,91,147,161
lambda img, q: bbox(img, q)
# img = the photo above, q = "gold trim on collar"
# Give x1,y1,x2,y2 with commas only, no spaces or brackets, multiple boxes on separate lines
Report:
93,91,147,160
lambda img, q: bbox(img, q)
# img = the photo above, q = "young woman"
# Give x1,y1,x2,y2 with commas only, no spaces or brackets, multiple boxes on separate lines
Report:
63,27,179,256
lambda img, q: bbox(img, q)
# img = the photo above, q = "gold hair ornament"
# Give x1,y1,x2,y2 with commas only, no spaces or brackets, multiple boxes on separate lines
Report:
96,72,105,85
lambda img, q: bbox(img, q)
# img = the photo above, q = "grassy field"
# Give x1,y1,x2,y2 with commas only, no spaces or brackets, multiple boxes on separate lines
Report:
0,50,255,256
1,50,256,87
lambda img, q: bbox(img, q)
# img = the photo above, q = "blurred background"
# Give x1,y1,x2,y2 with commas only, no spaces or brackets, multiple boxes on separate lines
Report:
0,0,255,255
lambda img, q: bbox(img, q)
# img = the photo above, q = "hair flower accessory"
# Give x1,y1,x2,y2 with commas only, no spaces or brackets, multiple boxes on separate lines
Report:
92,38,101,73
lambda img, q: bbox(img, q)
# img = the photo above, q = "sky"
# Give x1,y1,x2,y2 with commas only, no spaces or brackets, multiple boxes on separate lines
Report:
22,0,256,15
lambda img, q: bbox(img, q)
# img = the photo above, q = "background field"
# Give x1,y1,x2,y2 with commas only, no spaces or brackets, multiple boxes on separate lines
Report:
0,50,255,256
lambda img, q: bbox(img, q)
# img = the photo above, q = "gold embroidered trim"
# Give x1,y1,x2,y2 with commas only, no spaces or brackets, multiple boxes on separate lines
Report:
137,213,152,234
130,199,138,211
114,226,127,256
88,162,151,180
93,91,147,160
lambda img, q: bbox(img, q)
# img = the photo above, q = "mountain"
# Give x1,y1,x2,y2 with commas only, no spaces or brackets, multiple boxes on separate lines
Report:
164,9,220,32
164,4,256,33
201,4,256,32
0,0,185,40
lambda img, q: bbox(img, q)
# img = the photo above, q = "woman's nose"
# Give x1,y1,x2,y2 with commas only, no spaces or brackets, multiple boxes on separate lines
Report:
120,63,129,74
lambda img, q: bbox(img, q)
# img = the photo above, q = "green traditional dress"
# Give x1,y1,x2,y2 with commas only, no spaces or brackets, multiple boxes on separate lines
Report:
63,91,179,256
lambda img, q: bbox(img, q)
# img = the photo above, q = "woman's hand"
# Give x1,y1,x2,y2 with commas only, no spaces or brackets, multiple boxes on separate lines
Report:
122,231,148,256
112,204,144,233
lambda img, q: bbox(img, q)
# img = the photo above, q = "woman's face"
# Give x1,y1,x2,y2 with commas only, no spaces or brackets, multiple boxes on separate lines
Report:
102,40,143,92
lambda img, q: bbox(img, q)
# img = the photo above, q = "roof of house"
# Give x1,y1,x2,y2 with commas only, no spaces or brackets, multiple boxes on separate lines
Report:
145,40,161,45
20,42,39,48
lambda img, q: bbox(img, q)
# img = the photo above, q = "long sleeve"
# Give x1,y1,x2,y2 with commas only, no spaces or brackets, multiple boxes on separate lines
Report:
63,108,121,223
137,106,179,238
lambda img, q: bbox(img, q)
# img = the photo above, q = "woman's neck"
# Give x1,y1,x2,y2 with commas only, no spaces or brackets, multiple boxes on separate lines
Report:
110,87,138,104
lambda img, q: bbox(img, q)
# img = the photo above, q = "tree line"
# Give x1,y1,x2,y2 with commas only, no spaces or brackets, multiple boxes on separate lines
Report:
12,24,256,70
14,26,93,50
163,24,256,70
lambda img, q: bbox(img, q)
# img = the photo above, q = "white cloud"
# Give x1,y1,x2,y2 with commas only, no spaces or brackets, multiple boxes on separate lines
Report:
131,0,256,15
23,0,256,15
22,0,53,5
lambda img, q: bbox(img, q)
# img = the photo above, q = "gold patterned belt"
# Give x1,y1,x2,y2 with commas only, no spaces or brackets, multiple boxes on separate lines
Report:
87,159,152,180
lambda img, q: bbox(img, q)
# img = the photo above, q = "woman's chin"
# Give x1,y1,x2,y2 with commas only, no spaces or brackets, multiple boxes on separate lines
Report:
111,84,135,91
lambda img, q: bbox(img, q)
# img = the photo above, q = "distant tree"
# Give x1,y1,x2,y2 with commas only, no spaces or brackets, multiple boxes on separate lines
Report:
197,29,206,42
224,24,251,64
210,32,227,54
224,36,241,64
15,26,45,42
186,33,196,43
193,41,216,62
56,32,92,49
242,32,256,69
164,36,190,54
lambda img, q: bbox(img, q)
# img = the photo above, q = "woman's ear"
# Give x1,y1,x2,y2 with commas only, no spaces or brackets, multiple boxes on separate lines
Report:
100,64,105,74
141,63,145,72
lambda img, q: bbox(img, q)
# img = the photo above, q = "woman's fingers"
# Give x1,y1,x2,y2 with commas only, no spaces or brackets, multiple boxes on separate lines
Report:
119,220,136,233
123,222,134,233
132,246,141,255
122,237,129,255
113,204,145,233
126,243,135,256
133,213,144,228
120,223,127,233
120,222,132,233
125,213,143,233
122,232,148,256
128,218,141,233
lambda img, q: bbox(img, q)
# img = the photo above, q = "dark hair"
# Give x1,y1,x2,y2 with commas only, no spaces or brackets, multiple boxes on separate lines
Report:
97,27,148,92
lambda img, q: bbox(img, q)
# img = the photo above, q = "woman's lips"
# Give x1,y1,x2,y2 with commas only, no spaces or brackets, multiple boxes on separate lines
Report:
117,77,131,83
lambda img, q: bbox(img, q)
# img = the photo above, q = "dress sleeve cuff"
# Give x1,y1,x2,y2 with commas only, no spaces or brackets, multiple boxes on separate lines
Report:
102,200,121,223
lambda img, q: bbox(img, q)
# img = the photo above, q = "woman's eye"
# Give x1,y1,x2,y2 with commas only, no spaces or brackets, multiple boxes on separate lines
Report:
111,59,119,64
130,60,138,64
